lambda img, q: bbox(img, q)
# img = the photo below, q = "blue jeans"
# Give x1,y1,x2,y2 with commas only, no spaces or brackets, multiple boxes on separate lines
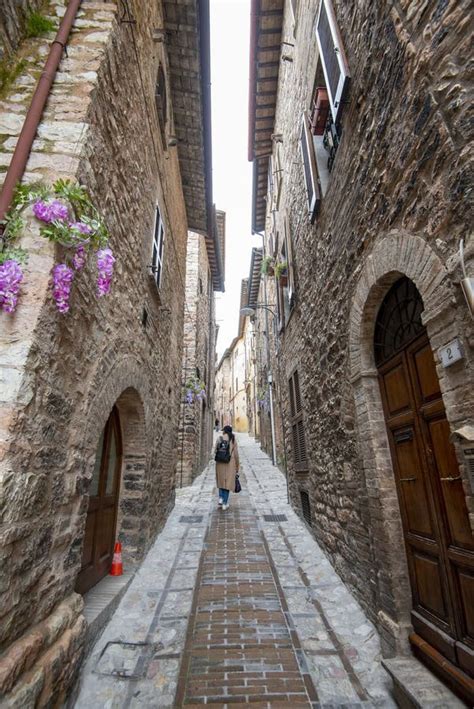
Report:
219,488,230,504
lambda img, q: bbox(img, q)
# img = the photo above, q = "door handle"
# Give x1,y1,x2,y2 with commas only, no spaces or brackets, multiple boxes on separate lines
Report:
439,476,462,482
400,477,417,482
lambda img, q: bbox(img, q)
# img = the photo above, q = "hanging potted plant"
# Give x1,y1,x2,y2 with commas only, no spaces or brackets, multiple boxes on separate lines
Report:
260,255,275,277
275,259,288,287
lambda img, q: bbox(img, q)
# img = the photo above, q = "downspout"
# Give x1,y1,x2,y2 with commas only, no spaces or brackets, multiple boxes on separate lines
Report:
0,0,83,224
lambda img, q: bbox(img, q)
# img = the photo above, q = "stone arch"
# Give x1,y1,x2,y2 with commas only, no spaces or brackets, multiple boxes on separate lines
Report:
77,351,154,573
348,230,471,657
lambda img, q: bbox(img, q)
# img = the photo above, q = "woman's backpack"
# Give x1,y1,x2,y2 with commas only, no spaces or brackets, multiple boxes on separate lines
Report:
215,436,231,463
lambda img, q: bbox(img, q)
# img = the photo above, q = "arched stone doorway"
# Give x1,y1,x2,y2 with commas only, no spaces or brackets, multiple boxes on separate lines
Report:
374,276,473,700
76,384,148,594
348,232,474,702
76,406,122,594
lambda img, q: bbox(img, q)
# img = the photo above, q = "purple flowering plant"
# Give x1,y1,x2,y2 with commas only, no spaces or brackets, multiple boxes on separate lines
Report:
184,376,207,404
1,179,113,314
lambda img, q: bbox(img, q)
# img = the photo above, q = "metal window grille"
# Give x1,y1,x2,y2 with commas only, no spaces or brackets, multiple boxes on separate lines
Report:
300,490,312,526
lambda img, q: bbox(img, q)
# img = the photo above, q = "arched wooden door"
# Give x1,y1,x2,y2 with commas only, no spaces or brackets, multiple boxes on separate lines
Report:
375,278,474,703
76,407,122,595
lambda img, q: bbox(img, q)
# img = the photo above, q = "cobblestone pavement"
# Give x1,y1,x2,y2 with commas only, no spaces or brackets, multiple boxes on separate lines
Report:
74,434,395,708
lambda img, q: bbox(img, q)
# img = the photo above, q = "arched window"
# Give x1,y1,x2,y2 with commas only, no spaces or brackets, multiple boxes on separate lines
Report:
374,277,424,366
155,65,167,146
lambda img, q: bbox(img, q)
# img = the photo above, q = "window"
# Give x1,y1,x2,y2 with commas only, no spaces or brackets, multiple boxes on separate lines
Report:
288,370,308,471
300,490,312,525
151,205,165,288
299,0,350,211
300,113,320,223
315,0,350,124
155,65,168,147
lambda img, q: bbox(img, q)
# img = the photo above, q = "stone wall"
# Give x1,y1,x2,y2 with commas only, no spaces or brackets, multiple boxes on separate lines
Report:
178,230,217,487
258,0,473,656
0,0,191,702
0,0,44,61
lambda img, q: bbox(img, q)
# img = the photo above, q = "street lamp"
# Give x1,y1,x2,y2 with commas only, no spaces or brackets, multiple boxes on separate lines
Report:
240,304,277,467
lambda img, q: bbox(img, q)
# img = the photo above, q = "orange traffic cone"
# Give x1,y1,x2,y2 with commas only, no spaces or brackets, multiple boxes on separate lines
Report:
110,541,123,576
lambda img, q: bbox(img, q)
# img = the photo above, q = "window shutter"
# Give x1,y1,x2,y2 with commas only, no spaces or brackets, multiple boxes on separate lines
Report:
300,113,320,224
315,0,350,123
284,215,295,303
293,370,302,413
274,143,283,209
289,371,308,471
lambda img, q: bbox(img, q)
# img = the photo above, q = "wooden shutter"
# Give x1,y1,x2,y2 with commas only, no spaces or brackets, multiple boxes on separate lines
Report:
315,0,350,123
300,113,320,223
289,371,308,471
284,215,295,304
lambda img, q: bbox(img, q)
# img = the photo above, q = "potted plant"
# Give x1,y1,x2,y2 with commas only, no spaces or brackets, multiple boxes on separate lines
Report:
275,259,288,286
260,255,275,277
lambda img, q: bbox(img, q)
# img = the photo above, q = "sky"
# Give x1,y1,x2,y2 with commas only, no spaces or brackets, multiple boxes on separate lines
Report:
210,0,261,359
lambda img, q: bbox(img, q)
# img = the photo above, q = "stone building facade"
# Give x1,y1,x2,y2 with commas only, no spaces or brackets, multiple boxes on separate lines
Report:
178,212,225,487
215,281,253,434
248,0,473,701
0,0,218,704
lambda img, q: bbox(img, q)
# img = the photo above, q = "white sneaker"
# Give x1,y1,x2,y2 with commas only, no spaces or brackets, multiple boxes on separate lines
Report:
218,497,223,506
222,503,229,511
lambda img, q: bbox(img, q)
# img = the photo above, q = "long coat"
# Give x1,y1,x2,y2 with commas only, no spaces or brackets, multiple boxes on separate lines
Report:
215,434,240,491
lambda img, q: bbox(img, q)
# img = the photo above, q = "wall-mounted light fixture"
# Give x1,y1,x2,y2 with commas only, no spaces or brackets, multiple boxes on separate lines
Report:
460,238,474,318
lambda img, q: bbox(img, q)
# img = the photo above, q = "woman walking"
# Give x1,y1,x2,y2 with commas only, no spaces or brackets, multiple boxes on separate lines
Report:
215,425,239,511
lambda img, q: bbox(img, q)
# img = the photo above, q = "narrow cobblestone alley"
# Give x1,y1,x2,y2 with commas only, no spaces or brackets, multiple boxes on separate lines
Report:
74,435,394,708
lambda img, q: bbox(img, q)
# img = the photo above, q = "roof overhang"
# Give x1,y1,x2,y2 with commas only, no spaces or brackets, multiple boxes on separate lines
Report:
164,0,224,291
248,0,284,234
247,247,263,307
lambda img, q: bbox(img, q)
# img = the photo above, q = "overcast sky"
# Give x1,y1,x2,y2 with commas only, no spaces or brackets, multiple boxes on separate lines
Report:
210,0,261,359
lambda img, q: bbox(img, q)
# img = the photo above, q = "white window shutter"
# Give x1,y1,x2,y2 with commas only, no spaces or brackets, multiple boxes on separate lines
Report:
315,0,350,123
300,113,320,223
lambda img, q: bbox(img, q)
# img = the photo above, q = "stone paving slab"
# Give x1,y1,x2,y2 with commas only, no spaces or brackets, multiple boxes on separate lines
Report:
74,434,395,708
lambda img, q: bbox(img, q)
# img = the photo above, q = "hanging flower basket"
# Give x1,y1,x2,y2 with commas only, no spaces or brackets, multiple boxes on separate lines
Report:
260,255,275,277
0,179,114,314
274,259,288,285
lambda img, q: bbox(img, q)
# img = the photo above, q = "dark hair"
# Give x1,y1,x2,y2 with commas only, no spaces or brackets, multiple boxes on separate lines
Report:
222,425,235,442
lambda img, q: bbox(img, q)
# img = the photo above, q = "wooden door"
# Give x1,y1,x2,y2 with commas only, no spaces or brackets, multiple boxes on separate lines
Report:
375,278,474,703
76,407,122,594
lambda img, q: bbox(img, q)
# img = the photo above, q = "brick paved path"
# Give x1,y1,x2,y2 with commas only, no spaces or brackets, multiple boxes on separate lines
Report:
74,434,395,708
175,504,317,707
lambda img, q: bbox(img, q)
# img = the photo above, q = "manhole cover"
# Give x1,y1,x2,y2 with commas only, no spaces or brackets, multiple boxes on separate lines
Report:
179,515,203,523
95,641,162,679
263,514,288,522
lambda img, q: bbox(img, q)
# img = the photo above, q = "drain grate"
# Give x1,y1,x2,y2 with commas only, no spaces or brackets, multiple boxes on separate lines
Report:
263,514,288,522
179,515,203,524
95,641,162,679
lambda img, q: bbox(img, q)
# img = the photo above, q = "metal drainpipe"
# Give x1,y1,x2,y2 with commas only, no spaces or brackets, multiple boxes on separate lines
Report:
0,0,83,224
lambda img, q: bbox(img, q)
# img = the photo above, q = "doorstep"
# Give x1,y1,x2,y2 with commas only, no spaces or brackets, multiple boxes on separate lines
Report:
81,569,136,657
382,656,466,708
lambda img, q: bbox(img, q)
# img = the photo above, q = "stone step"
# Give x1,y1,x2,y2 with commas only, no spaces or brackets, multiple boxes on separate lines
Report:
382,657,466,708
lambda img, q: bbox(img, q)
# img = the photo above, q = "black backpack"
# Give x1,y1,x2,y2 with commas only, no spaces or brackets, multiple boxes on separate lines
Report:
215,436,231,463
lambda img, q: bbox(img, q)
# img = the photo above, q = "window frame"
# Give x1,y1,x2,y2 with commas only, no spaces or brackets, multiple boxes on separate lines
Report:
151,205,165,289
300,112,321,223
315,0,350,124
